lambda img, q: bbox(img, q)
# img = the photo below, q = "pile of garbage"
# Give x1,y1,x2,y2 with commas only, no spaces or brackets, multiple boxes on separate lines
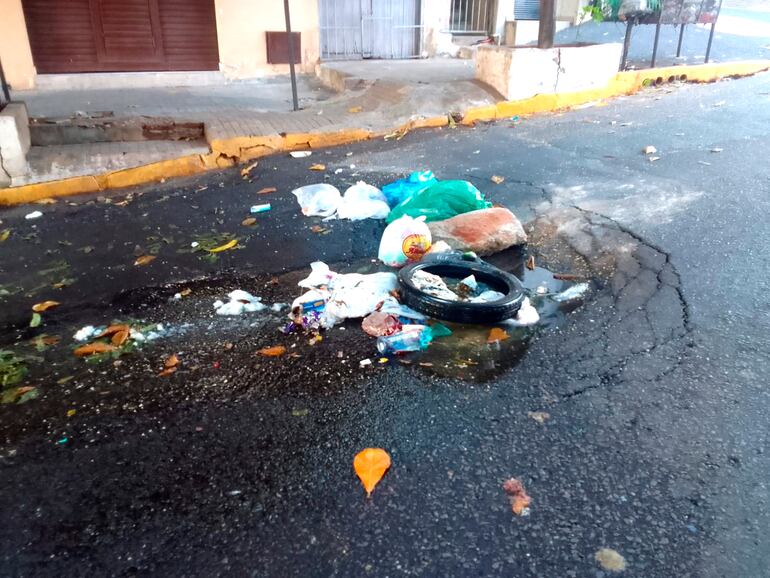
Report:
280,170,590,358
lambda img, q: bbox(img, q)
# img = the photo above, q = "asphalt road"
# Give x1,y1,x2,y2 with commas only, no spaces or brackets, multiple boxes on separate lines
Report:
1,72,769,577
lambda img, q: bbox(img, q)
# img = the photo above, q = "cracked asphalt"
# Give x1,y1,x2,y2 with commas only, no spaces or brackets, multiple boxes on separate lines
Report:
1,72,769,577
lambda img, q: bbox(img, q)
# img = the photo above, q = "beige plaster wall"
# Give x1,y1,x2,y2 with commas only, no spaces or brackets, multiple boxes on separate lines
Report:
0,0,36,90
214,0,320,78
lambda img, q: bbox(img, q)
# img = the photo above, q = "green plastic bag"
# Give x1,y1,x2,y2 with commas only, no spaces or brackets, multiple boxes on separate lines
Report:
386,180,492,223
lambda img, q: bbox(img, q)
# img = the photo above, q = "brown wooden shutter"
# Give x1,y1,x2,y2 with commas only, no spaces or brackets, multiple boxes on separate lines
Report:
22,0,219,73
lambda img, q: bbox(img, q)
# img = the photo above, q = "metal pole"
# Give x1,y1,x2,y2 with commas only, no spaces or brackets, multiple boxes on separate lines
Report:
651,16,662,67
676,24,685,58
705,0,723,64
284,0,299,112
0,57,11,104
537,0,555,49
620,18,635,71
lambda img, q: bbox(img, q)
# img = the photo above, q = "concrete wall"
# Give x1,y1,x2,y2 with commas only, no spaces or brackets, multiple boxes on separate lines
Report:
214,0,320,79
0,0,36,90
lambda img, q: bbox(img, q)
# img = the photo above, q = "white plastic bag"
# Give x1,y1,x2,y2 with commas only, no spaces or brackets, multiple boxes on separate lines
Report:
292,184,342,217
323,272,398,327
298,261,337,289
336,182,391,221
378,215,432,267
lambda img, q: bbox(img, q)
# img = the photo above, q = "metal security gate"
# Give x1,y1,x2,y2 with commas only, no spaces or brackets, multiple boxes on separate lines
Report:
320,0,423,60
449,0,496,34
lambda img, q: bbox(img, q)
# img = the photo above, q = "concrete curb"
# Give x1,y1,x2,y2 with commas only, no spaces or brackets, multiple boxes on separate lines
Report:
2,59,769,206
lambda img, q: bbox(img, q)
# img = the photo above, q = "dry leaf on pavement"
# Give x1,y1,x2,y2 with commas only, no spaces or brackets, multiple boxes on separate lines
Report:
111,330,129,346
32,300,60,312
527,411,551,424
526,256,536,270
242,217,257,227
256,187,277,195
487,327,509,343
97,324,130,338
348,106,363,113
208,239,238,253
309,164,326,171
74,342,117,357
134,255,156,266
354,448,391,497
158,366,177,377
502,478,531,516
240,160,259,178
165,354,180,368
257,345,287,357
595,548,627,572
491,175,505,184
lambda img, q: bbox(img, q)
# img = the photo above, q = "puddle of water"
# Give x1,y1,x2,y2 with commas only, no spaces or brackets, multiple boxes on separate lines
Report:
402,264,589,382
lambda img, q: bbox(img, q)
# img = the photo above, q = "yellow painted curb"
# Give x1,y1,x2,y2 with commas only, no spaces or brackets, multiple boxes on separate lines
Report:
2,59,768,206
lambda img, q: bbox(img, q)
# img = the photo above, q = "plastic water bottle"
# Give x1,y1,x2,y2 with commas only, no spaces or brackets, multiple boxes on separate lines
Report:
376,325,433,354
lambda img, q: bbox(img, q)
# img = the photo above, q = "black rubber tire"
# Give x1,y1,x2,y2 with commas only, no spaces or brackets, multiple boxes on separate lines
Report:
398,255,526,324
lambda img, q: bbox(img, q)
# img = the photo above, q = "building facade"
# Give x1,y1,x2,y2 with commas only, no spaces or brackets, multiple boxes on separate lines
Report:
0,0,583,91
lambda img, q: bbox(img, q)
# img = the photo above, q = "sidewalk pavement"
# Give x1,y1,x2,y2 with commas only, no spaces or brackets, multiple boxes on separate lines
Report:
8,60,497,190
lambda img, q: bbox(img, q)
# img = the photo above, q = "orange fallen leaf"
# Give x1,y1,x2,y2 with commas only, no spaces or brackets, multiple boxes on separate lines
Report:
503,478,531,515
134,255,156,266
526,255,535,270
111,329,129,346
165,354,180,368
240,160,259,178
96,324,130,338
487,327,509,343
158,366,177,377
257,345,287,357
32,300,60,312
309,163,326,171
354,448,391,497
348,106,363,113
74,342,117,357
256,187,277,195
242,217,257,227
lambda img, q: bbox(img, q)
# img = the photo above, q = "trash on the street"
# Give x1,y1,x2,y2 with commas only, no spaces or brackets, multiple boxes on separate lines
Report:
290,151,312,158
74,326,99,342
381,170,438,207
240,160,259,179
25,211,43,220
411,270,460,301
354,448,392,497
292,183,342,217
470,290,505,303
491,175,505,184
386,180,491,223
359,358,372,367
427,208,528,256
335,182,390,221
505,297,539,327
378,215,432,267
526,255,535,270
377,324,433,354
242,217,257,227
643,145,657,155
250,203,272,214
378,296,427,321
362,312,402,337
309,163,326,171
429,322,453,338
214,289,267,315
527,411,551,424
553,282,590,302
208,239,238,253
594,548,627,572
426,240,453,254
298,261,337,288
456,275,477,298
503,478,531,516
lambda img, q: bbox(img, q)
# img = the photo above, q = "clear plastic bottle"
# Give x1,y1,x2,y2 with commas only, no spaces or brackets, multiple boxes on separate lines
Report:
376,325,433,354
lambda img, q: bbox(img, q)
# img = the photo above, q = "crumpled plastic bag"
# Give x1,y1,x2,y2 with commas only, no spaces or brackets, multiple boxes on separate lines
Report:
291,262,398,328
335,182,390,221
381,170,438,207
378,215,432,267
386,180,492,223
324,271,398,327
292,183,342,217
214,290,267,315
